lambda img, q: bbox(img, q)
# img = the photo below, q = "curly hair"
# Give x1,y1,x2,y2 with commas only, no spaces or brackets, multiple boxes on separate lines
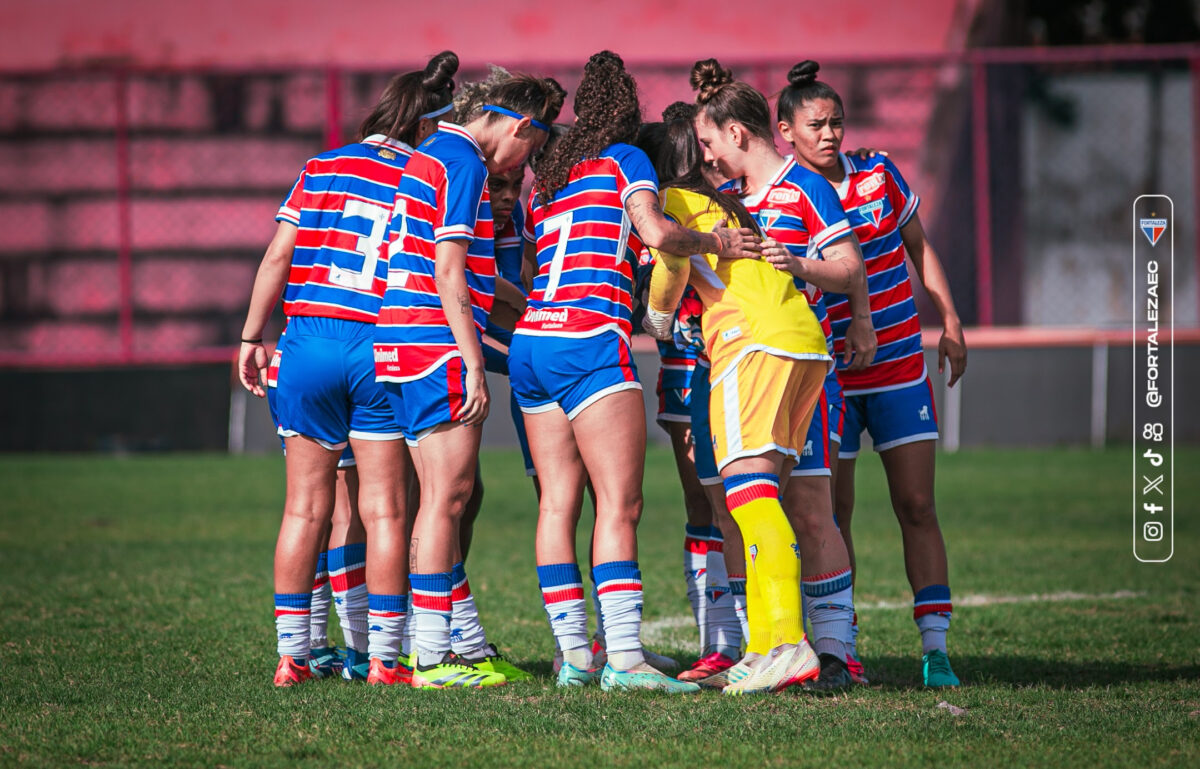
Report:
452,64,511,124
534,51,642,202
357,50,458,145
689,57,773,143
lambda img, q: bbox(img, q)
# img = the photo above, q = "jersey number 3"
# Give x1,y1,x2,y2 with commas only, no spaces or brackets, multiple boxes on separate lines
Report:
330,199,390,291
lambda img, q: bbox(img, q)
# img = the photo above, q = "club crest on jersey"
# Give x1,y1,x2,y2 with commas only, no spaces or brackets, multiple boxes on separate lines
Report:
377,148,397,160
767,188,801,205
858,199,884,227
856,172,886,198
1140,218,1167,247
757,209,782,231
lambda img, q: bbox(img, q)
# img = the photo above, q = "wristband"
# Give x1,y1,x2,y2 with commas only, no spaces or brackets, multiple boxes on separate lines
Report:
240,337,263,344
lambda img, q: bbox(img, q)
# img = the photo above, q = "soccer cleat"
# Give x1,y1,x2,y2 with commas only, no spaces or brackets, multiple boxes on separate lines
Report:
461,643,533,682
366,657,412,686
590,636,680,672
677,651,737,682
599,663,700,694
273,655,313,688
846,654,869,685
557,662,600,688
725,642,819,695
307,646,343,678
715,653,759,692
411,653,507,689
802,653,854,693
923,650,961,688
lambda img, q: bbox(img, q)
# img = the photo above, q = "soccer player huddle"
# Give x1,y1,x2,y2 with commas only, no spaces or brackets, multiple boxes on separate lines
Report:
239,49,969,694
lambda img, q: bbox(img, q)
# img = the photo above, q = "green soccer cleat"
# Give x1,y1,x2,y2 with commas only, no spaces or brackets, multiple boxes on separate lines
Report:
411,653,507,689
923,650,961,688
462,643,533,682
340,648,371,681
599,663,700,694
557,662,600,688
307,646,343,679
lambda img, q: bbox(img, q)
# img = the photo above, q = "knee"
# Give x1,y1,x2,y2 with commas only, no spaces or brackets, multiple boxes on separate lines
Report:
894,495,937,528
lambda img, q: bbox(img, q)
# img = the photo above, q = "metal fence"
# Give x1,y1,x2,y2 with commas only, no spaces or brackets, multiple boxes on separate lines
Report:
0,44,1196,367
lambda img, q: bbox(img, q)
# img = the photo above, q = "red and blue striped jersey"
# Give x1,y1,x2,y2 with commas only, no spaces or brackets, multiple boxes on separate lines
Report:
824,154,924,393
740,158,852,355
517,143,658,343
374,123,495,383
485,205,526,348
275,134,412,323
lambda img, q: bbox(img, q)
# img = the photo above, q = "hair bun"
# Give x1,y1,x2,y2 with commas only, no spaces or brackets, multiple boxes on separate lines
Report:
690,59,734,104
422,50,459,91
586,50,625,74
786,60,820,89
661,101,696,123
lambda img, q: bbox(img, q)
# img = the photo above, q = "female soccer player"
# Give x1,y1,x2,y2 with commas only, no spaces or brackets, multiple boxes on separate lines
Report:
514,51,760,693
688,58,874,691
239,51,460,687
777,61,967,687
374,71,565,689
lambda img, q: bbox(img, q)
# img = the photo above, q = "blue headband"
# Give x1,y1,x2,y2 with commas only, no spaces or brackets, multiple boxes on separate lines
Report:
420,103,454,120
482,104,550,132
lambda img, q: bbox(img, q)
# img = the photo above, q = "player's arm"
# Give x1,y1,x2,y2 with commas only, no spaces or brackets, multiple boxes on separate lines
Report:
521,240,537,294
644,249,692,341
434,238,490,425
901,212,966,387
494,276,527,314
625,189,760,261
238,220,297,397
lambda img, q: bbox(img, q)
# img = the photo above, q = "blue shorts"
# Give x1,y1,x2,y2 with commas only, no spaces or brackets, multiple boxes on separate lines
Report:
825,369,845,445
383,356,470,444
509,391,536,476
268,316,404,450
273,433,357,467
689,366,721,486
790,385,832,477
840,376,939,458
508,330,641,421
483,339,509,376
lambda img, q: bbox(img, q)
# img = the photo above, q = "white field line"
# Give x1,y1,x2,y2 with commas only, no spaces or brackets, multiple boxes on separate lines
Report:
641,590,1146,643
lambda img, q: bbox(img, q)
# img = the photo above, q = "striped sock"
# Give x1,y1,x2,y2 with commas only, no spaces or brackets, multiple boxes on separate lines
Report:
684,524,709,652
729,574,749,644
594,560,644,669
449,562,489,657
704,526,741,656
723,473,802,648
590,580,604,645
914,585,952,654
366,593,407,663
274,593,311,659
410,572,453,667
537,563,589,663
850,611,860,658
309,551,331,650
328,543,367,653
802,567,855,660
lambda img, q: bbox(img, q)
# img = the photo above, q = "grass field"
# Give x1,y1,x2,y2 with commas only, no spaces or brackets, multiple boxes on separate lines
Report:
1,447,1198,768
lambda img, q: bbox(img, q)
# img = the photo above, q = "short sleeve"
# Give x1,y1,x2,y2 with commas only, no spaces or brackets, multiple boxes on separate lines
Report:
611,144,659,205
882,156,919,228
434,151,487,243
276,168,306,225
521,196,537,243
797,175,852,254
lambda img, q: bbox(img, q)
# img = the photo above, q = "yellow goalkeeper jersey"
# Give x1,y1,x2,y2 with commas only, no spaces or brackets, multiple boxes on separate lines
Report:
649,186,830,383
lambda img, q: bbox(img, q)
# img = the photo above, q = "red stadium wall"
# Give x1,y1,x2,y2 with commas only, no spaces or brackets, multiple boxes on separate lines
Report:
0,0,961,70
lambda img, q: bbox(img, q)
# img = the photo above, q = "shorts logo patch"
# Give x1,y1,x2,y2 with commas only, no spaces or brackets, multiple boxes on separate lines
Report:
802,439,814,457
1140,217,1167,247
919,405,930,421
722,326,742,342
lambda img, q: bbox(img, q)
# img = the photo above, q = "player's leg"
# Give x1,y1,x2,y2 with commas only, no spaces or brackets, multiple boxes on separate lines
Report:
327,460,370,679
306,519,336,677
869,378,958,687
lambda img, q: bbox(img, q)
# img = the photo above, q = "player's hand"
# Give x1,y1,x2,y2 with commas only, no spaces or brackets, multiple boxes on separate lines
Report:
939,319,967,388
459,367,491,426
711,218,762,260
843,316,877,371
847,147,888,159
763,238,804,277
238,342,268,398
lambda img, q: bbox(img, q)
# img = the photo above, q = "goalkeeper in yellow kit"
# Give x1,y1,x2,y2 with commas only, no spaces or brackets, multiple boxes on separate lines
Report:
638,106,830,694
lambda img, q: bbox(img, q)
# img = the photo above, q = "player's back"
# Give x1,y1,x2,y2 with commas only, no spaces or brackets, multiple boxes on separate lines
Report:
519,143,657,341
278,135,412,323
658,187,827,381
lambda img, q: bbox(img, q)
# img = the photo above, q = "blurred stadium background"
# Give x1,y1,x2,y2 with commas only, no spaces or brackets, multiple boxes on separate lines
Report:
0,0,1196,451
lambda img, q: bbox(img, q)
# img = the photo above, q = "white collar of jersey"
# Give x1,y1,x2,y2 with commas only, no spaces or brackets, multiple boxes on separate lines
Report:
740,156,794,207
362,134,414,154
834,153,854,201
437,121,484,160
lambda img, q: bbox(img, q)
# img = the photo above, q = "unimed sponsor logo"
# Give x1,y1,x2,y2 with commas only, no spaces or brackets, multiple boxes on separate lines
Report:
374,348,399,363
525,307,570,323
